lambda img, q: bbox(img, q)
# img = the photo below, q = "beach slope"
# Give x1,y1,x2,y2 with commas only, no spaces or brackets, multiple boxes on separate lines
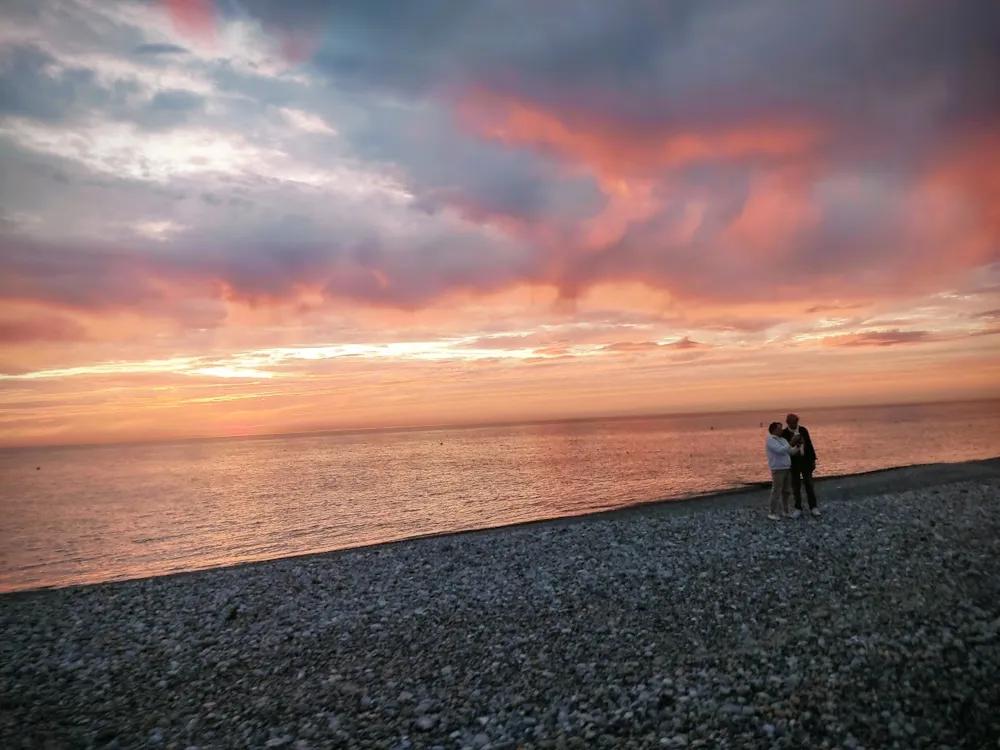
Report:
2,459,999,749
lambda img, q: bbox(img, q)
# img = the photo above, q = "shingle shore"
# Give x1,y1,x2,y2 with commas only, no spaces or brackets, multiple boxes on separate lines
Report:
2,465,999,749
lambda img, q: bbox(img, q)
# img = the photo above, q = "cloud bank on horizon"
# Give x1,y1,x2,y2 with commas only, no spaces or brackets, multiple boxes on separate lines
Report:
0,0,998,443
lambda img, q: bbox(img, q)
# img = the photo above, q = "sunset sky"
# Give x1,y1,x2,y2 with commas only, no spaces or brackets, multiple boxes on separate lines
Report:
1,0,998,446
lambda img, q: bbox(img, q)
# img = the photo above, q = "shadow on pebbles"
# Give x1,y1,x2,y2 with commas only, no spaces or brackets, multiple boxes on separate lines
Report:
2,479,999,749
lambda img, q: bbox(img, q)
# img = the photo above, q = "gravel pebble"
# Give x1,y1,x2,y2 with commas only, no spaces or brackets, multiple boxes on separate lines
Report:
2,469,999,749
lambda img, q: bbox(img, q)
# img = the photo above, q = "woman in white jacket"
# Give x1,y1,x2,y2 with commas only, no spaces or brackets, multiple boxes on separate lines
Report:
765,421,801,519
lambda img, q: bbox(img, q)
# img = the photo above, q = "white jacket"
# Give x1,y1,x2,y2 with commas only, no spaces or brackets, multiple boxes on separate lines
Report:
766,435,800,471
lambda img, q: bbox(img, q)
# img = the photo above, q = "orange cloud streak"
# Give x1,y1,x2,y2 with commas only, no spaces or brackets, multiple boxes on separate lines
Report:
455,88,1000,309
456,89,830,286
457,89,825,186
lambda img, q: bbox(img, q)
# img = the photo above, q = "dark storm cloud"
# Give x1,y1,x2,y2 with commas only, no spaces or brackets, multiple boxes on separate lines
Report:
223,0,999,251
0,315,88,344
0,45,117,123
133,43,189,56
233,0,471,90
0,237,168,311
0,235,221,329
548,210,948,306
226,0,1000,134
133,89,206,130
392,130,607,224
1,0,998,317
199,0,1000,305
0,44,201,131
0,210,537,313
0,231,324,314
315,231,536,309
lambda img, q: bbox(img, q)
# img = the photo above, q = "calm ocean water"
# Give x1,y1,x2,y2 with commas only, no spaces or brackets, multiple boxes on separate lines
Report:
1,400,998,593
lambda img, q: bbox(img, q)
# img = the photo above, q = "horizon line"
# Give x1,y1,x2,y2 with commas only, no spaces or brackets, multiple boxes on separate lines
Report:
2,394,997,452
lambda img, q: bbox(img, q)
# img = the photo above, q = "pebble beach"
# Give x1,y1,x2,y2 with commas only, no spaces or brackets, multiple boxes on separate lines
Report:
2,460,999,750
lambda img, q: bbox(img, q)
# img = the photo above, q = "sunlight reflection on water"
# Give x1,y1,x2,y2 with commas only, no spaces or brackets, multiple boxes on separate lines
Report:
1,401,997,592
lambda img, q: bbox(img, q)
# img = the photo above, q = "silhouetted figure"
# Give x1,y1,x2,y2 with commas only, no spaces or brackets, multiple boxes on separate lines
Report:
765,422,800,520
782,413,819,517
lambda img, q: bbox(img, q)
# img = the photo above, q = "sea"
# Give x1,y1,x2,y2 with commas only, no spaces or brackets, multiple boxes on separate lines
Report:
1,400,998,593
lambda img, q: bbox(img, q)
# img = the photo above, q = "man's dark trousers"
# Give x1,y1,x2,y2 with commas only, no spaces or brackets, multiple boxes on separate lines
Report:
782,425,818,511
790,460,817,511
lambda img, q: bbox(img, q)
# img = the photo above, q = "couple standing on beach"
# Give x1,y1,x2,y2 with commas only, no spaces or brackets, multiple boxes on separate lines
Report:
765,413,819,520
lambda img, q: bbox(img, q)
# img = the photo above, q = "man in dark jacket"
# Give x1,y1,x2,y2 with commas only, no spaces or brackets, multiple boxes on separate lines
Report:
782,413,819,517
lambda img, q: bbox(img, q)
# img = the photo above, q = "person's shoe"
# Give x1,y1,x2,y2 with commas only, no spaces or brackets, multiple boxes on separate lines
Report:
789,509,802,519
811,507,821,517
767,513,780,521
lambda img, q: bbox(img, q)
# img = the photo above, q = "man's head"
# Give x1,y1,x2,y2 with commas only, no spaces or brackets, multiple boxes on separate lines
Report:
768,422,783,436
786,413,799,429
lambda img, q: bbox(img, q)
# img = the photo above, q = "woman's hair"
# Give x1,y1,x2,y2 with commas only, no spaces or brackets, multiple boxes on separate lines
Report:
768,421,783,434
